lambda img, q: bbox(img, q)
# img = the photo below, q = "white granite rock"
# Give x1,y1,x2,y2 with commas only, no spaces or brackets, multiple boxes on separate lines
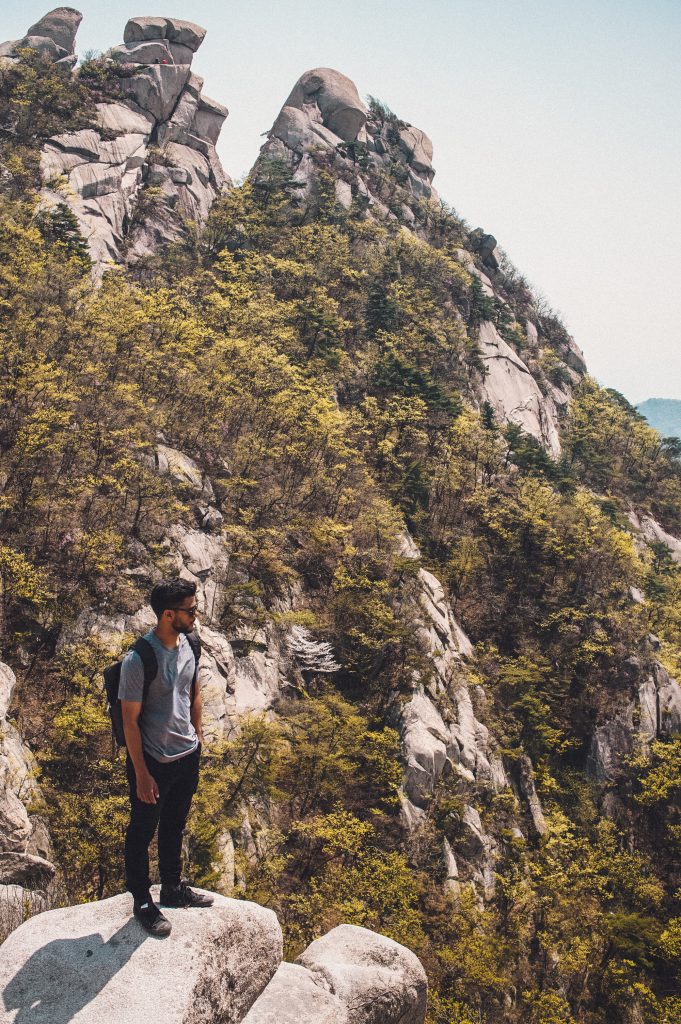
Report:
155,445,215,500
70,163,122,200
639,513,681,564
0,665,15,721
654,661,681,735
26,8,82,53
516,755,546,836
478,320,562,456
243,961,350,1024
0,889,281,1024
118,63,192,122
397,126,434,178
95,102,154,136
122,16,167,43
0,664,54,895
297,924,427,1024
442,838,460,895
401,688,449,806
284,68,367,143
110,39,174,65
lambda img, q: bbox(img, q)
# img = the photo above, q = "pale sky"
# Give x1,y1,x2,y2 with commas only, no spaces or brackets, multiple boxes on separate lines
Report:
4,0,680,404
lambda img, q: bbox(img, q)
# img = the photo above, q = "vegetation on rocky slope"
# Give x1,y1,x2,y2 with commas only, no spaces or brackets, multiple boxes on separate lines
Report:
1,52,681,1023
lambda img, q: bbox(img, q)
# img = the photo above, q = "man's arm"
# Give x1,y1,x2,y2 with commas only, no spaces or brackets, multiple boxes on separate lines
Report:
190,684,204,747
122,701,159,804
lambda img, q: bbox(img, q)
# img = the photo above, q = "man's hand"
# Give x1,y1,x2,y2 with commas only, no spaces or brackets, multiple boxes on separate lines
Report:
136,769,160,804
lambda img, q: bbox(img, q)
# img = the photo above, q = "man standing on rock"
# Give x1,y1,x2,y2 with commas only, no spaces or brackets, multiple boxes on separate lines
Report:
120,579,213,936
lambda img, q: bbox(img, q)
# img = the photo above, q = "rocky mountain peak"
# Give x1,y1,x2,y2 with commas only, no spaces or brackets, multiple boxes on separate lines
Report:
0,9,231,268
255,66,437,221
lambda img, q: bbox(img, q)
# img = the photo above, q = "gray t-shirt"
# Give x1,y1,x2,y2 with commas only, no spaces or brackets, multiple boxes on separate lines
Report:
119,630,198,763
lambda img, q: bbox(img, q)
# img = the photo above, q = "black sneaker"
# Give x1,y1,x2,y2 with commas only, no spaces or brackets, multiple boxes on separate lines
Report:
159,881,214,909
133,897,172,937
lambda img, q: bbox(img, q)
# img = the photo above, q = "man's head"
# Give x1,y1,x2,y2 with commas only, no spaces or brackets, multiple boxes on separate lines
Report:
150,579,198,635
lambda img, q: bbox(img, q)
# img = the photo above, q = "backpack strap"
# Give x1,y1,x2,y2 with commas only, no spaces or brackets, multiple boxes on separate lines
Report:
185,632,202,705
131,637,158,704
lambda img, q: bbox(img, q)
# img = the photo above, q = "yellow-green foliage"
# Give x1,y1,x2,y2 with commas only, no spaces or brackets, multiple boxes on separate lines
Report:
1,63,681,1021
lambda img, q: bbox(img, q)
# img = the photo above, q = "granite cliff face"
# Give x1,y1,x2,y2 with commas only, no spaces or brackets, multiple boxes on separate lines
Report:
0,664,55,939
1,10,229,268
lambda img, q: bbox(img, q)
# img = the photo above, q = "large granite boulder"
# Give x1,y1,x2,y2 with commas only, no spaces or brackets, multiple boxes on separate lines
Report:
0,889,282,1024
254,67,437,216
284,68,367,143
0,6,81,64
26,8,81,53
124,16,207,52
296,924,427,1024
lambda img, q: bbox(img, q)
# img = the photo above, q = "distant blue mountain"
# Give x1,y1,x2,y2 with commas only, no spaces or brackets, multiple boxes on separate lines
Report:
637,398,681,438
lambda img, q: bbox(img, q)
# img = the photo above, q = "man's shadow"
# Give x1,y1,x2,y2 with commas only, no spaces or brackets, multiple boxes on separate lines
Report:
3,918,151,1024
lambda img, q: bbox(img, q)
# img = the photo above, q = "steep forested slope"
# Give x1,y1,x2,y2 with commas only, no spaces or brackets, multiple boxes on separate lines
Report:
1,18,681,1024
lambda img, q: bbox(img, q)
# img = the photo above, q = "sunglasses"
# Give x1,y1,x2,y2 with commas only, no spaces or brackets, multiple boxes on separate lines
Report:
169,605,198,616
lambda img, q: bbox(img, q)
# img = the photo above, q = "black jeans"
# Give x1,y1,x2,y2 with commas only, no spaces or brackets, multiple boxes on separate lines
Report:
124,745,200,901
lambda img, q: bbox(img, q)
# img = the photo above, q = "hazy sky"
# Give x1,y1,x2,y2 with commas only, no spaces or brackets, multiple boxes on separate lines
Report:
4,0,680,404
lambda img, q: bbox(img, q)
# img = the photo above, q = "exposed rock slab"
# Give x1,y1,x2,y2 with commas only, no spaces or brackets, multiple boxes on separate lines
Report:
0,889,282,1024
478,320,561,456
396,534,505,893
297,924,427,1024
636,512,681,565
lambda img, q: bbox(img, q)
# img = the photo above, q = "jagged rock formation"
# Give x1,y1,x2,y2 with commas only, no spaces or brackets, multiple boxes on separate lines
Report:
0,893,426,1024
0,663,55,940
256,67,436,222
0,9,230,268
0,7,81,67
396,534,508,894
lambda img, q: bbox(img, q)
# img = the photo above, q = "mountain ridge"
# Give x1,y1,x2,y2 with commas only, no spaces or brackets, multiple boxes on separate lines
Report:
637,397,681,439
1,10,681,1024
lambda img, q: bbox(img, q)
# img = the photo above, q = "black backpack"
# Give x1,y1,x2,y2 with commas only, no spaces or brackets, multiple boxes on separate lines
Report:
103,633,202,747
